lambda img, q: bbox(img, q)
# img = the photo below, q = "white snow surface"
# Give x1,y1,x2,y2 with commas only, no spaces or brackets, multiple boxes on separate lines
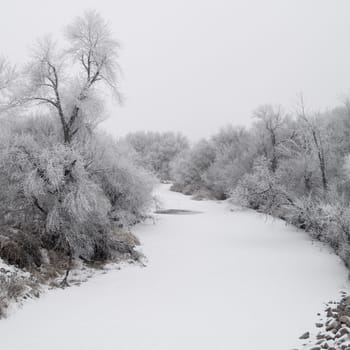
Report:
1,184,349,349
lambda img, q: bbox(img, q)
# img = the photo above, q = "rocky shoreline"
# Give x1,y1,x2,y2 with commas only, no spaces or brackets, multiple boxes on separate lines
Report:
296,293,350,350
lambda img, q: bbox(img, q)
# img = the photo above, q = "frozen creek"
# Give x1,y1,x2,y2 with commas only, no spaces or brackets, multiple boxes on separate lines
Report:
0,184,349,350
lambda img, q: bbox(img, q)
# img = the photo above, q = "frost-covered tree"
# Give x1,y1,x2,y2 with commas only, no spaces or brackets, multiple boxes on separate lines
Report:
204,126,256,197
296,97,329,196
0,57,18,113
20,10,120,144
252,105,295,173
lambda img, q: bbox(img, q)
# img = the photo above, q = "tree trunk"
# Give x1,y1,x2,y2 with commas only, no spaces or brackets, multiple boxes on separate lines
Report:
310,129,327,196
61,251,73,288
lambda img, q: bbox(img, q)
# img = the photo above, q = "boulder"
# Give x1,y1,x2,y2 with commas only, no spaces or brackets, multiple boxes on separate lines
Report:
299,332,310,340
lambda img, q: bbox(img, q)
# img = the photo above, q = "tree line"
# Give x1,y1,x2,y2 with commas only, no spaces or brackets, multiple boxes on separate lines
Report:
127,99,350,269
2,9,350,287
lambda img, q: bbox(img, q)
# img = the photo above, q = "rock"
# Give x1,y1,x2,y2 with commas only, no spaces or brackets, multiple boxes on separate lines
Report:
317,333,325,340
339,316,350,327
299,332,310,340
326,320,340,331
316,323,324,328
310,347,321,350
339,327,350,336
327,309,334,318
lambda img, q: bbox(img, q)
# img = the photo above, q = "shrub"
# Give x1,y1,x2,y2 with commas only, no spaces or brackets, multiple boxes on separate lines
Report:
0,266,39,319
231,157,294,216
285,197,329,240
0,227,43,269
0,116,155,269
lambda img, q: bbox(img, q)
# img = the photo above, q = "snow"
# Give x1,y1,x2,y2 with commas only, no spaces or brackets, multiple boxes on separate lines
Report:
1,184,349,349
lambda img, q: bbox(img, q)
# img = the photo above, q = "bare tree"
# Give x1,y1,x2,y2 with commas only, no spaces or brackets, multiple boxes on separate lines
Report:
0,57,18,114
23,11,121,144
65,10,121,95
253,105,293,173
297,95,328,196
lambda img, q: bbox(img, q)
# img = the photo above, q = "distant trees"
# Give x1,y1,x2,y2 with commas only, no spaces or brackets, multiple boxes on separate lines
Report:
169,101,350,266
171,127,255,199
170,102,342,202
171,140,217,197
205,126,255,197
252,105,290,173
0,57,18,113
125,131,189,181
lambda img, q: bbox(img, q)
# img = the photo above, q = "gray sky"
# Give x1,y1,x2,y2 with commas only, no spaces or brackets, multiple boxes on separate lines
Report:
1,0,350,139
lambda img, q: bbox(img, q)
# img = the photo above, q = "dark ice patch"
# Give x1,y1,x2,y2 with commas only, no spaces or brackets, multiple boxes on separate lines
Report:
154,209,202,215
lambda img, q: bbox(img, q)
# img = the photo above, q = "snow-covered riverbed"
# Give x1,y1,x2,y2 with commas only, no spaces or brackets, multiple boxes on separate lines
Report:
1,184,349,349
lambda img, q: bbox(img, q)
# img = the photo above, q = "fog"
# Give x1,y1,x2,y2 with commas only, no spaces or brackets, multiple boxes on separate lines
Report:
1,0,349,138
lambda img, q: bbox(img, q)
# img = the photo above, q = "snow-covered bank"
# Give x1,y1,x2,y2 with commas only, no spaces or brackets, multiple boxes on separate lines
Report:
0,184,349,350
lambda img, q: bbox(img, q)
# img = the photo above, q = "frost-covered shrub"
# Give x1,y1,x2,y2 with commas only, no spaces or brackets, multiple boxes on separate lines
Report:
285,197,328,240
231,158,294,216
319,201,350,266
276,192,350,266
87,136,156,227
109,230,141,261
0,129,110,261
0,115,155,268
0,274,26,318
0,256,42,318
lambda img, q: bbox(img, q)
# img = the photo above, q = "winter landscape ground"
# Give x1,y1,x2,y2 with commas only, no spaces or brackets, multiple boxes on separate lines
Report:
0,184,349,350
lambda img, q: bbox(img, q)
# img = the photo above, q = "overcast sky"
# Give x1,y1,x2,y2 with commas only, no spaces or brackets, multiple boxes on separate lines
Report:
1,0,350,139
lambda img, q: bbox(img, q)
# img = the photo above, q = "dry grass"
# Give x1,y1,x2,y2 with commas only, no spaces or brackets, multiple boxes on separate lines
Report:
0,272,40,319
0,227,43,269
